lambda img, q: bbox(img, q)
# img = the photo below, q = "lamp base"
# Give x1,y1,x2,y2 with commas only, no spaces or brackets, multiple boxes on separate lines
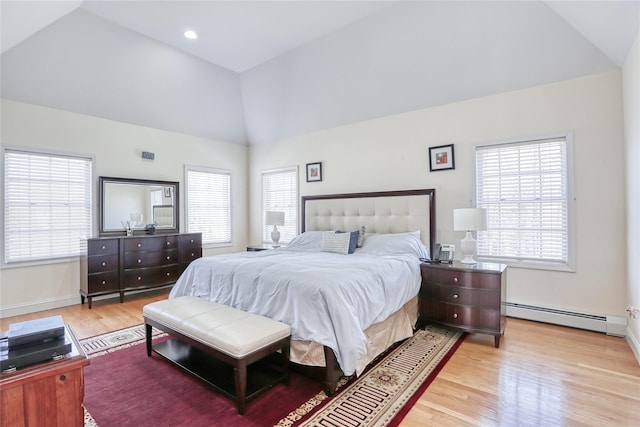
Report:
271,226,280,247
459,230,477,264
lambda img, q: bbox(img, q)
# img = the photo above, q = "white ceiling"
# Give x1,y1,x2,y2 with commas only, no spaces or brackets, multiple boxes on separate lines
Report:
2,1,639,72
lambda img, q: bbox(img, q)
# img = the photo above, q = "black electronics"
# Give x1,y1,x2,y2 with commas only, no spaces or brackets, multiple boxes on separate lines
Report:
142,151,155,160
8,315,65,348
1,331,72,373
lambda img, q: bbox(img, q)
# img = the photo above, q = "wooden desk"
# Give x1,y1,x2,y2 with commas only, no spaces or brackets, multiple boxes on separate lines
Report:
1,326,89,427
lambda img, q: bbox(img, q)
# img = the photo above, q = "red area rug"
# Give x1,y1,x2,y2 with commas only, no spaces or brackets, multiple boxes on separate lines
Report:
81,324,463,426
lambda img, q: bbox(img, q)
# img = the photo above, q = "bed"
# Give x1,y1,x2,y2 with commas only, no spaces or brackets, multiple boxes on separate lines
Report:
169,189,436,394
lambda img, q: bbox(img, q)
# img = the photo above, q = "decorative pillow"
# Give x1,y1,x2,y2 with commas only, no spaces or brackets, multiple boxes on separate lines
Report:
357,225,366,248
321,231,355,255
336,230,359,254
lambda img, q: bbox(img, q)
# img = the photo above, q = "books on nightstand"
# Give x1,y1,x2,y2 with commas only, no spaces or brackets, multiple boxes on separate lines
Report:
1,315,71,373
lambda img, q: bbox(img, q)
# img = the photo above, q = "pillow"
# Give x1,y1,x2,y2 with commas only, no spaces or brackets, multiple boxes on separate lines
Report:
357,225,366,248
321,231,356,255
358,232,429,258
336,230,359,254
285,231,324,250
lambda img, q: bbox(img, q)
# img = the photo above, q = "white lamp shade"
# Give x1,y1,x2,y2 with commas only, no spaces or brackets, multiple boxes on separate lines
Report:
453,208,487,231
265,211,285,226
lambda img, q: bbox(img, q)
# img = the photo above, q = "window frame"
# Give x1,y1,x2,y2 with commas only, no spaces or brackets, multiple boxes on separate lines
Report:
474,131,575,272
184,165,232,248
1,145,94,267
262,166,299,244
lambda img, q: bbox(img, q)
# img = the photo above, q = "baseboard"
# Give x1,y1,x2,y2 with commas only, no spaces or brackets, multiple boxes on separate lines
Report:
0,296,80,319
626,326,640,366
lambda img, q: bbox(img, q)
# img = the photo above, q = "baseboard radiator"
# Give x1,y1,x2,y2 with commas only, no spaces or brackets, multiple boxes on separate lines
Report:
505,302,627,337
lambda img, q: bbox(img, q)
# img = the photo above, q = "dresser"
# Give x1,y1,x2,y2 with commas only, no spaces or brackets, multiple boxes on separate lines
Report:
80,233,202,308
1,326,88,427
419,262,507,347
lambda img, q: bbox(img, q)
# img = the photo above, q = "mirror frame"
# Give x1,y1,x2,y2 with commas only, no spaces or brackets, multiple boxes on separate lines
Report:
98,176,180,236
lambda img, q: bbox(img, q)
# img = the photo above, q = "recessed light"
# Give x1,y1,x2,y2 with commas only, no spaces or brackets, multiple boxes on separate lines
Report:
184,30,198,40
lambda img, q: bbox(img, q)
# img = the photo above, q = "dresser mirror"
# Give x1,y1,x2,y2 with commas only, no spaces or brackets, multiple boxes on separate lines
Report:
99,176,179,236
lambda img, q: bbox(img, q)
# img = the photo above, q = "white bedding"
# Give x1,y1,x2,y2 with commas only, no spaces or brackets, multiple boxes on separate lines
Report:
169,231,428,375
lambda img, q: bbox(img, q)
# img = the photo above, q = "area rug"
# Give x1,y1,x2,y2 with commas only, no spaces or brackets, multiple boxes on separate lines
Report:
80,324,463,426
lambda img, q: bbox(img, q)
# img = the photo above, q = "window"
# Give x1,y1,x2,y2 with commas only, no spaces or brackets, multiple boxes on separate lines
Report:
3,148,93,264
475,134,573,270
185,166,231,246
262,167,298,244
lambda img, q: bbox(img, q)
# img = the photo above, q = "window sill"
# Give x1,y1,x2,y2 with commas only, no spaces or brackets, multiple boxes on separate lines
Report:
477,257,575,273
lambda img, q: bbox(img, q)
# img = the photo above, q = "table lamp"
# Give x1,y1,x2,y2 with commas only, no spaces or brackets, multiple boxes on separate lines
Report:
453,208,487,264
265,211,285,247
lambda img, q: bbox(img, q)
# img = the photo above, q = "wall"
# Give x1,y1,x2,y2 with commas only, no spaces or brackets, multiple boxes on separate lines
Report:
1,9,247,144
623,33,640,361
0,99,248,317
249,71,627,318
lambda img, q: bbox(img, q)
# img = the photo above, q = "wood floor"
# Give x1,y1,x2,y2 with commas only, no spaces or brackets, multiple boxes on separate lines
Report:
2,291,639,426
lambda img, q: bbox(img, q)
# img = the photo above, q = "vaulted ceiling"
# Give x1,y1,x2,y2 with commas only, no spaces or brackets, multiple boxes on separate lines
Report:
1,1,638,145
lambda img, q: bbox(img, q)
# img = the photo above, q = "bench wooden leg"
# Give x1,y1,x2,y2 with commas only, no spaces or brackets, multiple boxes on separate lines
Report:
233,362,248,415
145,323,152,357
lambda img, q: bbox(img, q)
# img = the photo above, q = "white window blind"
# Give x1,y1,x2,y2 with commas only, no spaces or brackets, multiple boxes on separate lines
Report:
4,149,93,264
475,136,571,268
262,167,298,244
185,167,231,245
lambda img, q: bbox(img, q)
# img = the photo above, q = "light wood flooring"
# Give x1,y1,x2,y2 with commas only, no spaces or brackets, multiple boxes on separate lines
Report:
2,291,639,426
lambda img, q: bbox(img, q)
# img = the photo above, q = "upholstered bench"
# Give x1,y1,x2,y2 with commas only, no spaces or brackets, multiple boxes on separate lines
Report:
143,296,291,415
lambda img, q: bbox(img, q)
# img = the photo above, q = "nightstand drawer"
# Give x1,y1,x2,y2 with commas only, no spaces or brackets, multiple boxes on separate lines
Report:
442,304,502,331
124,249,179,268
87,271,119,292
124,236,179,252
421,268,501,290
87,254,118,273
420,282,500,307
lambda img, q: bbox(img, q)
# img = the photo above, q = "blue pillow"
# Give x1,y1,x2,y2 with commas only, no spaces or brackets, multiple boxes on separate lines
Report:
336,230,358,254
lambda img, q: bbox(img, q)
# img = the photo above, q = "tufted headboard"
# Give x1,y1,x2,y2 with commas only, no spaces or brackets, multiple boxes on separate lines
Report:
301,189,436,256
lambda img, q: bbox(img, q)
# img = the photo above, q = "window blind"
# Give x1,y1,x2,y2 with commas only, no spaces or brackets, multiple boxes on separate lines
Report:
185,167,231,245
4,149,93,264
262,167,298,243
475,137,570,266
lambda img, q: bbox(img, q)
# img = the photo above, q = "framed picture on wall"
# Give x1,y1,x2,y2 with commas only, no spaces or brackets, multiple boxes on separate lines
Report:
429,144,455,171
306,162,322,182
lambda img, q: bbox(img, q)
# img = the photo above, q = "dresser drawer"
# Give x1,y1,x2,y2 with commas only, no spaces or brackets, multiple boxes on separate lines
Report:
421,268,501,290
180,247,202,264
124,249,179,268
124,236,179,252
87,271,119,292
180,233,202,249
87,254,119,273
122,265,180,288
87,239,118,255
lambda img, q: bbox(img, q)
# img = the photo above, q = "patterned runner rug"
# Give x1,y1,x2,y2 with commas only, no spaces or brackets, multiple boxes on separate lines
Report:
80,324,463,426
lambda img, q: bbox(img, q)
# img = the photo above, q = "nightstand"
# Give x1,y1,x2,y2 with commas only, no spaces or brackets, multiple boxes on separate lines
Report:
419,261,507,347
246,244,284,251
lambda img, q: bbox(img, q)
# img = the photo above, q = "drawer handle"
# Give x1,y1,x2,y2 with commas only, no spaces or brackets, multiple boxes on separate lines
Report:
137,243,142,248
453,277,458,283
137,276,142,281
166,242,171,246
190,239,194,243
101,245,106,250
453,313,458,319
166,256,171,260
166,272,171,276
453,294,459,299
191,253,195,257
59,374,66,381
137,259,142,263
101,262,106,267
102,280,106,285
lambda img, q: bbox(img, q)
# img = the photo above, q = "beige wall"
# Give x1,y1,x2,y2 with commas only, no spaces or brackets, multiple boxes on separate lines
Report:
0,99,248,317
623,33,640,360
249,71,627,317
